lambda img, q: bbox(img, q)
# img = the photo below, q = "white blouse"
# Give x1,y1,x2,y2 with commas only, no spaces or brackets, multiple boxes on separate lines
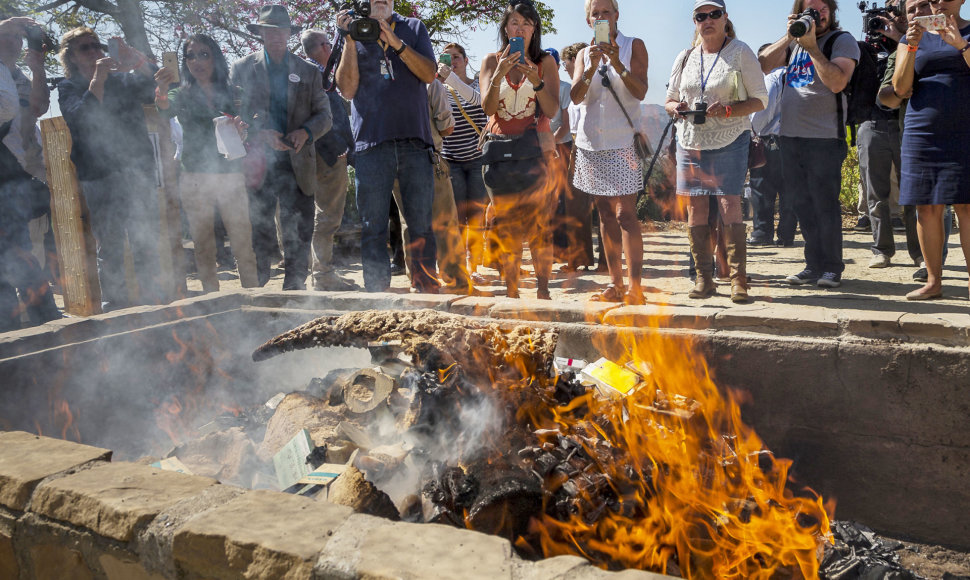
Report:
667,38,768,151
574,31,643,152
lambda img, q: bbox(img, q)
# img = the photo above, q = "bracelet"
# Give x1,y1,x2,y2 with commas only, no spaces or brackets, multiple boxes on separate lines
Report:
724,105,732,118
619,68,631,79
907,44,918,53
582,75,592,86
533,79,545,92
960,43,970,54
392,43,407,56
154,87,168,102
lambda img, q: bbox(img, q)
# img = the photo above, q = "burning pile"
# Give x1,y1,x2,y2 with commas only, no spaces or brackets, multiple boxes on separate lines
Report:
235,310,830,578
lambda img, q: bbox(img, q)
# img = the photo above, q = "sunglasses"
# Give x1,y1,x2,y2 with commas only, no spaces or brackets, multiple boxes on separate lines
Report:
185,50,212,62
694,9,725,23
76,42,105,54
928,0,955,3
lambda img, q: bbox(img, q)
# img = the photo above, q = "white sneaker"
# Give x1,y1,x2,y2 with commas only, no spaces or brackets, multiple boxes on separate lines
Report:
868,254,891,269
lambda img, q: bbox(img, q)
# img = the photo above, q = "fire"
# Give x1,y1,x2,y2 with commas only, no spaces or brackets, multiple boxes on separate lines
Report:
513,321,832,578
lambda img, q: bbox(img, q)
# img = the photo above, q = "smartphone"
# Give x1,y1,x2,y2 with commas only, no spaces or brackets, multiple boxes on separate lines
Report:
913,14,947,32
509,36,526,64
108,38,121,60
439,53,452,67
594,20,611,45
162,51,180,84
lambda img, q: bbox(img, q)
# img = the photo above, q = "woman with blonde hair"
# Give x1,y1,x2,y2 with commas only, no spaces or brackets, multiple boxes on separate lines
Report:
664,0,767,302
570,0,649,304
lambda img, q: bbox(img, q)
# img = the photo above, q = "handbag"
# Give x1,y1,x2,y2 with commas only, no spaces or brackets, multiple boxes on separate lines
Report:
748,135,767,170
598,66,652,163
479,113,545,195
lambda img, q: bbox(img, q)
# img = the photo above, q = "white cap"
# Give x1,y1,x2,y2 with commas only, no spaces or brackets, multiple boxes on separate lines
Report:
694,0,726,10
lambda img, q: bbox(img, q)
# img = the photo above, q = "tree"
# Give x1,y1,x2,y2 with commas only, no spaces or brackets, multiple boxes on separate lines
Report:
17,0,554,59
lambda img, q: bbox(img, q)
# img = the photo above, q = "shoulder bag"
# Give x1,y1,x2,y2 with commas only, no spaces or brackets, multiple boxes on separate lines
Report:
479,106,545,195
598,65,652,163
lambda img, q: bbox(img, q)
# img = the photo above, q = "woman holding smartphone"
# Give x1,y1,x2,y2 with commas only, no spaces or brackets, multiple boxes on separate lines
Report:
570,0,649,305
893,0,970,300
154,34,259,293
664,0,766,303
437,43,490,283
479,0,559,299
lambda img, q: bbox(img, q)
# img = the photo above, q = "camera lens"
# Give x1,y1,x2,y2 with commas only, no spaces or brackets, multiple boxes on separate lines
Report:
789,15,812,38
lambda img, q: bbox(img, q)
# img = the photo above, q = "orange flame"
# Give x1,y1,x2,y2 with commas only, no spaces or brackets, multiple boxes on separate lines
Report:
513,320,831,578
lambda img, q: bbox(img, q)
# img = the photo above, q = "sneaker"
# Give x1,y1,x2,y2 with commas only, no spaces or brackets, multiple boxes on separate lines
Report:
913,267,928,283
891,217,905,233
747,236,772,246
853,216,871,232
868,254,891,269
776,239,795,247
312,272,358,291
786,269,819,285
817,272,842,288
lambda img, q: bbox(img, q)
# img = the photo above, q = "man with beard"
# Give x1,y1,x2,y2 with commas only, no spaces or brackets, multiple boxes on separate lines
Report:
335,0,440,293
760,0,860,289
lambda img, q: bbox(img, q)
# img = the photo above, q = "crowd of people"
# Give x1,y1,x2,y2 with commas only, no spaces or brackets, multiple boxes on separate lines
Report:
1,0,970,330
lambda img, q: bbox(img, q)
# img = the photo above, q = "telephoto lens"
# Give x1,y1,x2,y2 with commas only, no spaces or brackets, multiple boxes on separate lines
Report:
789,8,820,38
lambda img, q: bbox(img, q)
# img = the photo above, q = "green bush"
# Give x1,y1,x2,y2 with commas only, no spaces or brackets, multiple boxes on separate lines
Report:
840,135,861,214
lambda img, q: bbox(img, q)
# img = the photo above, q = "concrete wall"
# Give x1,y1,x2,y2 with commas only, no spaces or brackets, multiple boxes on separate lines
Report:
1,289,968,555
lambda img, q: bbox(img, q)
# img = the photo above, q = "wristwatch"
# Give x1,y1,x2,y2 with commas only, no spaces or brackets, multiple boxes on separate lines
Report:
392,43,407,56
619,69,631,79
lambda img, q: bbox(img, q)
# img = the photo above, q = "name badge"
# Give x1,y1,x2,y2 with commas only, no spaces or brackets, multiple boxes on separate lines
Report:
288,74,300,83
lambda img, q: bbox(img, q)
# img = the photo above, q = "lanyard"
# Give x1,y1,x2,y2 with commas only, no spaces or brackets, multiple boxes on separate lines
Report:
378,22,397,53
699,37,728,97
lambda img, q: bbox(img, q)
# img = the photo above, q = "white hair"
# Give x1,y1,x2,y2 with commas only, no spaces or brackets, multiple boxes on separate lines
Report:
300,29,329,55
584,0,619,19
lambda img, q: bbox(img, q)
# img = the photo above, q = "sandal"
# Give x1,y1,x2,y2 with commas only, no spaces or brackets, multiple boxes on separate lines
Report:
590,284,625,303
623,288,646,306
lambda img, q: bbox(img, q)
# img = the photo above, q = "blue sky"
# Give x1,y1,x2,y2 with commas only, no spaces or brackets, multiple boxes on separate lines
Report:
459,0,869,104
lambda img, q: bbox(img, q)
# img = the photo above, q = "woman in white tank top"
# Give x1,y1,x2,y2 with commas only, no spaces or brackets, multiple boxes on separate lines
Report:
570,0,650,305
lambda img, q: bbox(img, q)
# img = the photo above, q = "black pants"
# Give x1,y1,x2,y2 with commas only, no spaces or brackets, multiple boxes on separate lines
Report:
749,136,796,243
248,159,314,290
781,137,847,275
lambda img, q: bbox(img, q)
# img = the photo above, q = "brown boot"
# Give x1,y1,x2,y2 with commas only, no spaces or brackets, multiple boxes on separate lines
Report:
688,225,716,299
725,223,749,303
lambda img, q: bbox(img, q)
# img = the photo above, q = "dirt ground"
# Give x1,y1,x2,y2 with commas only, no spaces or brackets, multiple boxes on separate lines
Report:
177,218,969,317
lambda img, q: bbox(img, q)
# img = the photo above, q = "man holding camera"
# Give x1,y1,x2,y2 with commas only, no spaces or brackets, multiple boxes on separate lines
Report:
760,0,860,288
230,5,333,291
335,0,440,293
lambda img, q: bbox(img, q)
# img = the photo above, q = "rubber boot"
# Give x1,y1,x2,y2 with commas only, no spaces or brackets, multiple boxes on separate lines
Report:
725,223,749,303
688,225,716,299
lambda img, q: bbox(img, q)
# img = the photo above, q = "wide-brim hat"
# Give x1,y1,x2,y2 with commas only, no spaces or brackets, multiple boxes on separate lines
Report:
246,5,301,36
693,0,726,10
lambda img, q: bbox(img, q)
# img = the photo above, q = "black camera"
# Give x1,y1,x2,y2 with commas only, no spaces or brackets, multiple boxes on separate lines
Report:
789,8,821,38
24,25,58,53
858,1,901,44
680,101,708,125
342,0,381,43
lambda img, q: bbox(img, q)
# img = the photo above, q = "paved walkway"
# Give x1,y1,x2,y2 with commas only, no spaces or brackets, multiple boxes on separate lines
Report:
178,221,969,318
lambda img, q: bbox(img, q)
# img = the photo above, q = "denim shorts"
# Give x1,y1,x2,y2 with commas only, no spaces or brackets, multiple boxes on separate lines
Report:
676,131,751,197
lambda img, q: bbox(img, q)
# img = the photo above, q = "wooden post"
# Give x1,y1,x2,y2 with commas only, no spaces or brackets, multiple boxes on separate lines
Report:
143,106,186,301
39,117,101,316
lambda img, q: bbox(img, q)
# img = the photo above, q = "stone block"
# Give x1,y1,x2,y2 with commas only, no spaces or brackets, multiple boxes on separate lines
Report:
99,554,167,580
352,521,513,580
563,566,676,580
0,528,18,580
839,311,904,338
174,490,353,580
0,431,111,511
31,462,218,542
515,555,588,580
449,296,502,317
252,291,456,313
29,542,94,580
714,305,838,335
603,305,717,330
899,312,970,343
490,299,617,324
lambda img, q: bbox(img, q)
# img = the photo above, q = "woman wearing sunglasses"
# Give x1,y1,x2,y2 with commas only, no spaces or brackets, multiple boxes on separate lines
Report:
893,0,970,300
570,0,649,305
479,0,560,300
57,28,164,309
664,0,767,303
154,34,258,294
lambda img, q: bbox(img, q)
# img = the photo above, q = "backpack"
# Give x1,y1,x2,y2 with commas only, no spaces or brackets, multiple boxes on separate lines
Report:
822,31,881,145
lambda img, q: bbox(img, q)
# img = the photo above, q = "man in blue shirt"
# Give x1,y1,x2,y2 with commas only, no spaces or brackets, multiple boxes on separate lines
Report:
230,5,332,291
335,0,439,293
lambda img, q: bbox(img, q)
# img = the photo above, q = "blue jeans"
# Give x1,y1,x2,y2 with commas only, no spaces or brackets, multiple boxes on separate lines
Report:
356,139,437,292
448,157,488,209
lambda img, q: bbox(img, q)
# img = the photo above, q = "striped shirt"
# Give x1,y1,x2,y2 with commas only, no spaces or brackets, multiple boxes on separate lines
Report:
441,80,487,163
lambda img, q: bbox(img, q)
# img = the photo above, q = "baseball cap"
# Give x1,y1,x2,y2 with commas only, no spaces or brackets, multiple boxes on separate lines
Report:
546,47,561,66
694,0,726,10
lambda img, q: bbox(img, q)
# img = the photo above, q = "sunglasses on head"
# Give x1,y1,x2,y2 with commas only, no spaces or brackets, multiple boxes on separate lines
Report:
694,9,725,23
185,50,211,62
509,0,535,6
